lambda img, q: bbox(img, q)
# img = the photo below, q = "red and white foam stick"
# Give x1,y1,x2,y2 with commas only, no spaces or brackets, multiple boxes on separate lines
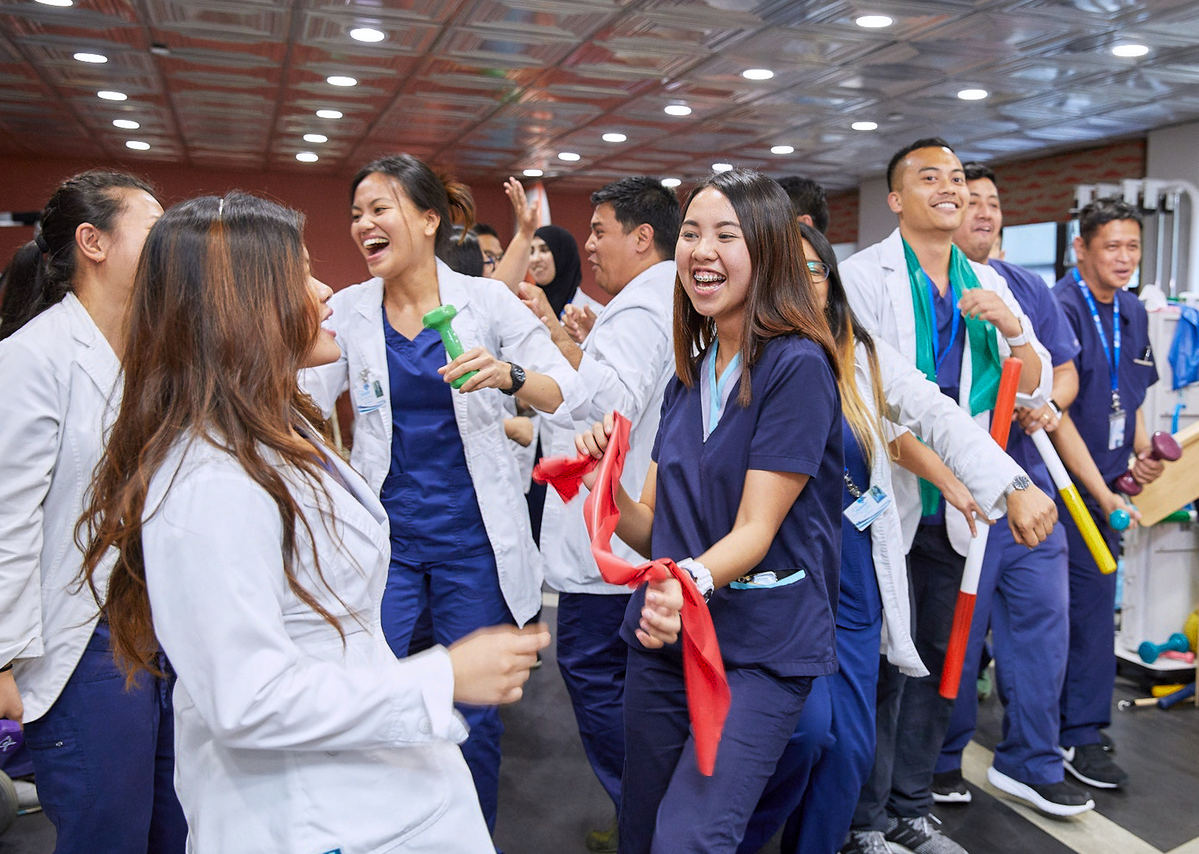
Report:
940,357,1023,700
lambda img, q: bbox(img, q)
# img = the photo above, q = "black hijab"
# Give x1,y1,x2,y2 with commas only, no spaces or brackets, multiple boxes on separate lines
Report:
534,224,582,319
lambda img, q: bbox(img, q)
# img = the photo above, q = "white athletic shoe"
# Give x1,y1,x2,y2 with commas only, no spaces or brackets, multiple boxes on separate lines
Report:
986,766,1094,817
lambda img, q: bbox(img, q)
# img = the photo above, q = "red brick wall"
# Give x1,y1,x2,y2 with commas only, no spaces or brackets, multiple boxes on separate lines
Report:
993,138,1147,227
826,190,860,245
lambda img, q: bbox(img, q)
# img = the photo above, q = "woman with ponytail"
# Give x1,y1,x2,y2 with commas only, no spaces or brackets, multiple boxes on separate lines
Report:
0,171,184,851
301,153,585,835
740,224,1047,854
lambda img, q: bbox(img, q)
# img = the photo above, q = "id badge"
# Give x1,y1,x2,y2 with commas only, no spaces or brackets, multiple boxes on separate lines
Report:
354,370,385,414
1108,409,1126,451
843,484,892,531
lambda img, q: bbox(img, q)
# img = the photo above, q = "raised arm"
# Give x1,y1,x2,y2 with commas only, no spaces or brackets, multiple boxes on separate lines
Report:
490,177,539,293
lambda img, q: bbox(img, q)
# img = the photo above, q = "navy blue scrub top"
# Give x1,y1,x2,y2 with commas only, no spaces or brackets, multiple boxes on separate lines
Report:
380,309,491,560
622,335,843,677
992,260,1081,496
920,281,967,526
838,417,881,630
1052,273,1158,493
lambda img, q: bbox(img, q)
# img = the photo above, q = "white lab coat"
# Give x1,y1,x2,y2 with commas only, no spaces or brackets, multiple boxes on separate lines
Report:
142,436,491,854
840,228,1052,555
0,294,118,722
301,260,586,625
539,260,676,593
858,339,1026,676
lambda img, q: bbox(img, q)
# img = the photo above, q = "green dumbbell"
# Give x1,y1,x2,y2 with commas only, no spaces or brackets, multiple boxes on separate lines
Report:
422,304,477,390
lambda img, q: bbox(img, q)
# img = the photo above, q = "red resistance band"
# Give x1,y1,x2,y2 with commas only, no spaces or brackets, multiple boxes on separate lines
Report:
533,412,730,776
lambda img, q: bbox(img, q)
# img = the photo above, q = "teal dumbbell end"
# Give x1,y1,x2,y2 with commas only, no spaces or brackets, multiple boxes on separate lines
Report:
1138,632,1190,663
1110,507,1132,531
422,304,477,390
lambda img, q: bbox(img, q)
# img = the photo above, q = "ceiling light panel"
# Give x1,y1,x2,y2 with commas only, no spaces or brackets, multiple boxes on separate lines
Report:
142,0,290,43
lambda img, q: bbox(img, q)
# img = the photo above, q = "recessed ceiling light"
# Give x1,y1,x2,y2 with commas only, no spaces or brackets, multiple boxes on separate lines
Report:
661,178,681,188
712,162,733,173
296,152,319,163
35,0,73,6
113,118,140,129
1112,43,1149,58
97,90,127,101
349,27,385,43
315,109,343,119
557,152,580,162
73,52,107,63
303,133,328,143
742,68,774,81
602,132,627,143
327,76,357,87
664,104,692,117
771,144,795,155
855,14,893,28
523,168,543,178
957,88,989,101
125,140,150,150
851,120,879,131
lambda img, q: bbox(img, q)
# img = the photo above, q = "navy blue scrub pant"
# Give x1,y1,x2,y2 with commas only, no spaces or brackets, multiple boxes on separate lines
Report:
620,645,812,854
853,523,960,828
1057,499,1121,749
381,551,513,834
739,613,882,854
23,621,186,854
555,591,630,809
937,521,1069,784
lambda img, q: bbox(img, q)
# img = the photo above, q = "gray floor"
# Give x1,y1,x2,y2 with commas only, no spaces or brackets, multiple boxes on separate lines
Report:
3,609,1196,853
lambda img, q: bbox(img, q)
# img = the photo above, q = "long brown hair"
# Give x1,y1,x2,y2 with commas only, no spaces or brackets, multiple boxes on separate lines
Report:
800,223,890,468
79,191,341,679
673,168,838,405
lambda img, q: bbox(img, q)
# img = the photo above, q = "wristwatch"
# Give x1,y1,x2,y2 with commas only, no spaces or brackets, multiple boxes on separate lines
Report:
678,558,714,602
501,362,526,396
1005,474,1032,495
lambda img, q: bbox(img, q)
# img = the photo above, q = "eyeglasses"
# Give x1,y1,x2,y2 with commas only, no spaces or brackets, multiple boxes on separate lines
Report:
806,260,830,283
483,252,502,271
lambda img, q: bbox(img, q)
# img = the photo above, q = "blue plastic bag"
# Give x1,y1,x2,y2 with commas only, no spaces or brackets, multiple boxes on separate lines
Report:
1168,305,1199,390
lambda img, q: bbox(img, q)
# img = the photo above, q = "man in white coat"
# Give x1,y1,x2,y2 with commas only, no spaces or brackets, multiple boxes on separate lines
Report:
519,177,679,853
839,138,1057,854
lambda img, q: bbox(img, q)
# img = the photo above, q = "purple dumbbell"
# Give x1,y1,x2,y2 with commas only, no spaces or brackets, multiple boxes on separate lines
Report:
1115,431,1181,496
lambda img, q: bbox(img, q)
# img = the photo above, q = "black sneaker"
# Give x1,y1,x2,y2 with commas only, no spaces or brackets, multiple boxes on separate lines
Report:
884,814,967,854
840,830,894,854
932,769,971,804
986,766,1095,816
1060,743,1129,789
1099,730,1115,753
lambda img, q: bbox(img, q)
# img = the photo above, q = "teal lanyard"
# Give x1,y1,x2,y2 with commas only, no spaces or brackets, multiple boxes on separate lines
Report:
706,344,742,435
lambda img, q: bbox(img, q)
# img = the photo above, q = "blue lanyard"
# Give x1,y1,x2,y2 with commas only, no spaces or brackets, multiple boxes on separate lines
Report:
1072,268,1121,410
707,343,742,434
925,271,960,378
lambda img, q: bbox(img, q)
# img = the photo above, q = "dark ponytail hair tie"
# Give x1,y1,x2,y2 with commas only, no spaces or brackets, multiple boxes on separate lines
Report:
34,232,49,253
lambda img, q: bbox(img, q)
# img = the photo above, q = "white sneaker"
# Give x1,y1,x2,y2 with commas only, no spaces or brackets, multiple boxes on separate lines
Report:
986,766,1094,817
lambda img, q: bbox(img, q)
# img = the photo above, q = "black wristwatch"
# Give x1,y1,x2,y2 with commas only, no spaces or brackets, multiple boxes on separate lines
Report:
502,362,526,396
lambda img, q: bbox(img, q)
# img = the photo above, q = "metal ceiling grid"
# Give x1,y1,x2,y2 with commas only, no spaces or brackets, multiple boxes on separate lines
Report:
1,0,1197,191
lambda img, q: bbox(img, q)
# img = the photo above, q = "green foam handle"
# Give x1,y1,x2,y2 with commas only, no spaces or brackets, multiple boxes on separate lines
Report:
421,304,477,390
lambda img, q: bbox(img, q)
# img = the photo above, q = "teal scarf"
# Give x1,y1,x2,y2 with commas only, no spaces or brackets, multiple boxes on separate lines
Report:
903,238,1002,515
